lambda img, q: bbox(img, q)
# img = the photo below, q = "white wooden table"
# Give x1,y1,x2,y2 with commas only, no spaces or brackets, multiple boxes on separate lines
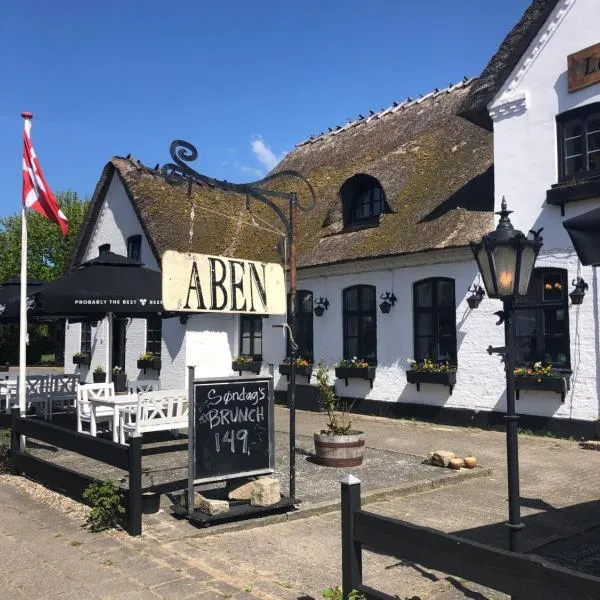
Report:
89,393,138,443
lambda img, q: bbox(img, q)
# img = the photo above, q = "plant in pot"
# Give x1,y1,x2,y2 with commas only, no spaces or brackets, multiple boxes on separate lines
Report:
137,351,161,372
112,366,127,393
93,365,106,383
513,361,570,401
278,356,313,381
232,354,261,375
313,362,365,467
73,351,91,366
334,357,376,387
406,358,457,394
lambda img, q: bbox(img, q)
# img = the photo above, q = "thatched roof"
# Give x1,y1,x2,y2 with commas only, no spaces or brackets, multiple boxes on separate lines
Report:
73,79,493,271
459,0,560,130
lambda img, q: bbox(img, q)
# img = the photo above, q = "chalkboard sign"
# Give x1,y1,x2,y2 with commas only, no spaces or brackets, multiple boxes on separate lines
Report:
190,376,274,484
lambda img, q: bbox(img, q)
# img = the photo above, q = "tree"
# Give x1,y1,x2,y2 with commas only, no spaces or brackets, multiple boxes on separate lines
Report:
0,191,89,365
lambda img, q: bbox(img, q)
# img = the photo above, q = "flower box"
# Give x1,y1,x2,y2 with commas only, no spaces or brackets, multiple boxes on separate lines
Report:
113,372,128,393
406,370,457,395
137,358,161,372
278,363,313,381
335,366,376,388
232,360,261,375
72,355,91,366
514,375,569,402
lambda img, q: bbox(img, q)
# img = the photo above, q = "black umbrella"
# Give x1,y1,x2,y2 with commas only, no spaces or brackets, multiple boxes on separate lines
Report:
30,252,163,317
563,207,600,266
0,277,46,321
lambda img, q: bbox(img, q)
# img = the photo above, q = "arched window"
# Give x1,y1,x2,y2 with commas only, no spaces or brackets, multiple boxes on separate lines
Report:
413,278,456,364
343,285,377,364
340,174,387,226
514,268,570,368
288,290,313,361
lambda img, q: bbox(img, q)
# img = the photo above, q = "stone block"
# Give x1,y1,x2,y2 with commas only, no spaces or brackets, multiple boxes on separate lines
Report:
431,450,456,467
196,495,230,516
250,477,280,507
227,479,256,500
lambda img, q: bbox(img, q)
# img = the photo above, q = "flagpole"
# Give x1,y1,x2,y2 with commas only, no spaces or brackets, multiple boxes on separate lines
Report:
19,112,32,415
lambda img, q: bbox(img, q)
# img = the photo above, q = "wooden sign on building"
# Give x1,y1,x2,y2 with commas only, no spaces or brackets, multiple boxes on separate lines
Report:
568,42,600,93
161,250,286,315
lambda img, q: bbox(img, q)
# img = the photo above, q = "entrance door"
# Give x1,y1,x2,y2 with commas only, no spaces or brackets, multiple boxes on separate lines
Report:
112,318,127,372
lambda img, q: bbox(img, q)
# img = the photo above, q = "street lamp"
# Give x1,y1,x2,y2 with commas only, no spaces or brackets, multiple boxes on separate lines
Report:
470,197,543,554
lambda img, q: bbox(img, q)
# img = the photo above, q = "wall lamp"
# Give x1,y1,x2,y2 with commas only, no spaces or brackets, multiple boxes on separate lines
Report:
179,315,189,325
379,291,397,314
313,297,329,317
466,285,485,309
569,277,588,305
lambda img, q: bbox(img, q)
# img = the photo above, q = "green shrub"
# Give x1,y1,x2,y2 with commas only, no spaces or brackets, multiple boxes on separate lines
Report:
0,428,10,472
82,480,125,532
322,586,365,600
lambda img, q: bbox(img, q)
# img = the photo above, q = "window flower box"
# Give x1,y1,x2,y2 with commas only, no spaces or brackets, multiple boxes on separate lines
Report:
514,375,570,402
72,353,91,366
278,361,313,382
137,357,162,372
406,369,457,394
334,361,376,388
232,357,261,375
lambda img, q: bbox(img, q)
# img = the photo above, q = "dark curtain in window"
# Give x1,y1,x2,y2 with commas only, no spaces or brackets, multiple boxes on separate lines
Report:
146,316,162,357
514,268,570,368
343,285,377,364
240,315,263,360
413,278,457,364
288,291,313,361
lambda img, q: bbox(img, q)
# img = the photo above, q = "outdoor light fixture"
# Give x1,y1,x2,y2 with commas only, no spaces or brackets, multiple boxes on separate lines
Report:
90,320,98,328
471,197,544,556
569,277,588,305
379,291,397,314
313,297,329,317
179,315,189,325
470,197,543,300
466,285,485,309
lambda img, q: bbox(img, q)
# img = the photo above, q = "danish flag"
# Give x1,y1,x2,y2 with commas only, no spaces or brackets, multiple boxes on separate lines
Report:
21,112,68,236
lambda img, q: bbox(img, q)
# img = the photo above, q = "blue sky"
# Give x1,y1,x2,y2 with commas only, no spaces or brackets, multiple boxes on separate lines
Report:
0,0,530,219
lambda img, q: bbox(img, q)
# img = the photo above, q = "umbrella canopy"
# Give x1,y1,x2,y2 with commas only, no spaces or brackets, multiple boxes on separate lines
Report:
31,252,163,317
563,207,600,266
0,277,46,321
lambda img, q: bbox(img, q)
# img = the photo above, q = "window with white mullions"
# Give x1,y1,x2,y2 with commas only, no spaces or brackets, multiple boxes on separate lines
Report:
145,316,162,357
81,322,92,355
343,285,377,364
240,315,262,360
558,104,600,180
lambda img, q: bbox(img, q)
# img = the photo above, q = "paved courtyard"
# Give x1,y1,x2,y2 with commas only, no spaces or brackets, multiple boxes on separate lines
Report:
2,407,600,599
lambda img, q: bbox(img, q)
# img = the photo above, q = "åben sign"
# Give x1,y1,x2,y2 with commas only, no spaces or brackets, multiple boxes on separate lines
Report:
161,250,286,315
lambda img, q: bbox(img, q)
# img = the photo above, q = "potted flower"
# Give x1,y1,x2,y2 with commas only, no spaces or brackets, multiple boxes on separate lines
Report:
137,351,161,372
93,365,106,383
72,351,91,366
313,362,365,467
334,358,376,388
406,358,457,394
232,354,261,375
112,366,127,393
513,362,570,402
279,357,313,381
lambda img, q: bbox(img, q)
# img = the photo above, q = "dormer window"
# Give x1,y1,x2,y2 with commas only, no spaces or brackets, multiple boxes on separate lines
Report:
127,235,142,261
340,174,387,227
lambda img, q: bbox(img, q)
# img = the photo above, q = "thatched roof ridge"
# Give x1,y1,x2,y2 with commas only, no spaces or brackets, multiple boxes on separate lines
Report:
459,0,561,130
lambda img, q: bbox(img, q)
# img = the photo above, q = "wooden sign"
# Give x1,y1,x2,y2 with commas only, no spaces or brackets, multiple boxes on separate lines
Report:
161,250,285,315
190,377,274,485
568,42,600,93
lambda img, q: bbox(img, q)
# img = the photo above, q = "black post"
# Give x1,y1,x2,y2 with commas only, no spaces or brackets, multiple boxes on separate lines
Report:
288,192,298,500
341,474,362,599
503,298,524,554
10,406,21,475
128,433,142,536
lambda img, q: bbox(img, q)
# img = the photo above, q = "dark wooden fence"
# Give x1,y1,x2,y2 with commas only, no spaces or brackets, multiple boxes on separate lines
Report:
10,407,142,536
340,476,600,600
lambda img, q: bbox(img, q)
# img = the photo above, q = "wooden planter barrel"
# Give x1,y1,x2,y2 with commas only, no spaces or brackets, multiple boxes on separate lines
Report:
313,431,365,467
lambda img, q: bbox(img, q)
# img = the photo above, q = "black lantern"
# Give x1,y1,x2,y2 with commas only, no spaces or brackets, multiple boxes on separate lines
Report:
379,292,397,314
569,277,588,305
179,315,189,325
470,197,543,299
466,285,485,309
313,297,329,317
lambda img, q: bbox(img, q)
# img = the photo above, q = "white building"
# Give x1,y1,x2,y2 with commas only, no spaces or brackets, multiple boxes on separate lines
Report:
66,0,600,436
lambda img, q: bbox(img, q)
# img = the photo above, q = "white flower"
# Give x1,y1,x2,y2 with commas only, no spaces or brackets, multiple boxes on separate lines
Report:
533,361,542,370
407,358,416,366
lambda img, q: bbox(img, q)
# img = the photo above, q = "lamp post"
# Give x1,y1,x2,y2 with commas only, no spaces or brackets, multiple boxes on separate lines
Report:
470,197,543,554
163,140,316,500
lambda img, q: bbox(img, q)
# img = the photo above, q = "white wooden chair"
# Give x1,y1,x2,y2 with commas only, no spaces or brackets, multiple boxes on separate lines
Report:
119,389,187,443
128,379,160,394
14,375,51,418
76,382,115,434
49,374,80,416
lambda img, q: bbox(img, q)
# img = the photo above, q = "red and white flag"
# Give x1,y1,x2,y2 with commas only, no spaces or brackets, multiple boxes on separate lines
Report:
21,112,68,236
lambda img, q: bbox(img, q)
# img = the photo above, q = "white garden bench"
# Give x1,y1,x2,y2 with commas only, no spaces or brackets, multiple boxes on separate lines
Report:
118,389,187,444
